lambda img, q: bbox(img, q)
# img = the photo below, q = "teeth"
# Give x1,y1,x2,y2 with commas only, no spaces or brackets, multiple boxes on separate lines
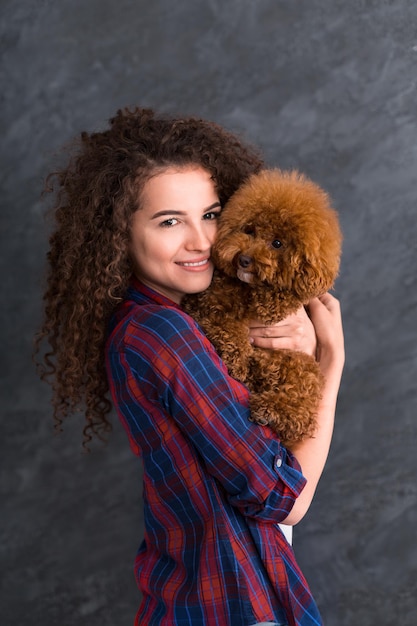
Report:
181,260,208,267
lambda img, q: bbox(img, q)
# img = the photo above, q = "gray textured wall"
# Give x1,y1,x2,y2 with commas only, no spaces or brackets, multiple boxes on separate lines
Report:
1,0,416,624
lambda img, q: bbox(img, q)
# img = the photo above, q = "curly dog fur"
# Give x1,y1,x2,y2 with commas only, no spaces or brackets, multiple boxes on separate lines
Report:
183,169,342,445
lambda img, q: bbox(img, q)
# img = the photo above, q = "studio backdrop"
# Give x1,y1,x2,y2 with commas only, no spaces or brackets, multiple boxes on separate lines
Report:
1,1,416,624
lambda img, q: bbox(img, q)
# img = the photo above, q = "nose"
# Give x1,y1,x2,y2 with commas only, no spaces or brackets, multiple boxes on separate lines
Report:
238,254,253,268
185,222,214,251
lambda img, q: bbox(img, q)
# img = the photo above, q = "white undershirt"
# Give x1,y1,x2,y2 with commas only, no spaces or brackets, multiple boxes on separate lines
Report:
278,523,293,544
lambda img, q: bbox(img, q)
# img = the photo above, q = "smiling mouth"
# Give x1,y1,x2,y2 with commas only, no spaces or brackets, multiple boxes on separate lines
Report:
177,258,210,268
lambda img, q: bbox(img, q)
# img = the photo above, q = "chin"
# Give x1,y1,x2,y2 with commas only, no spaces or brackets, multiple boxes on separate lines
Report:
188,278,212,295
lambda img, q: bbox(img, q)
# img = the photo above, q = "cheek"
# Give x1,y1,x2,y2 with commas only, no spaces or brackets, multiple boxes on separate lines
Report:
129,231,155,268
206,221,218,244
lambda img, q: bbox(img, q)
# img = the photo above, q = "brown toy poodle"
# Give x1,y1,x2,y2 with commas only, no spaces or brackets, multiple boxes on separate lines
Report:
182,169,342,446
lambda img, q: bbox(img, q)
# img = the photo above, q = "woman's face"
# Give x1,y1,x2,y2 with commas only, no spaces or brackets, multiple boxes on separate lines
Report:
130,166,221,304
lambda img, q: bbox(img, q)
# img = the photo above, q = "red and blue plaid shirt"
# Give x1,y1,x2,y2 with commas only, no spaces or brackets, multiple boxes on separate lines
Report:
105,277,322,626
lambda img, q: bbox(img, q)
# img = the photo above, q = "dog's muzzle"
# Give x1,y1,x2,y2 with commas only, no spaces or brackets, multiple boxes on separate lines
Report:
237,254,254,283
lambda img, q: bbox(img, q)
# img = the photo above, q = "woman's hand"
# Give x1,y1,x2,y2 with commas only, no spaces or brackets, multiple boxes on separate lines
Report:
248,307,317,357
308,293,345,378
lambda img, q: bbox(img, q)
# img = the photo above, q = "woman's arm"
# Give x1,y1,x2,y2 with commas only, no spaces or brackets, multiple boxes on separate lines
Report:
282,294,344,524
249,293,344,525
109,305,306,523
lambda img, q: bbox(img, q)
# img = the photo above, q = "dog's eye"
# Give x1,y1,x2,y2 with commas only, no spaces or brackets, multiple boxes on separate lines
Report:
271,239,283,249
242,225,256,236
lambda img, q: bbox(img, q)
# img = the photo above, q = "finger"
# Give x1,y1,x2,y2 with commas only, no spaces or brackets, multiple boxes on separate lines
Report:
308,295,332,316
248,319,289,330
250,336,298,350
248,309,309,334
249,326,292,339
319,293,341,315
317,292,340,309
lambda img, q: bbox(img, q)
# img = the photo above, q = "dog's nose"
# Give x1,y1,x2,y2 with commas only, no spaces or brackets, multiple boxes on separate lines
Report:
238,254,253,269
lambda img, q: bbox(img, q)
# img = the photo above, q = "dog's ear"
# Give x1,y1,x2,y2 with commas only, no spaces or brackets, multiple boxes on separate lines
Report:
286,175,343,300
291,236,342,301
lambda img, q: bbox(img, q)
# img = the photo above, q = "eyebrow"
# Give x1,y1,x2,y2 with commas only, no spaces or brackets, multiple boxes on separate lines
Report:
151,202,221,220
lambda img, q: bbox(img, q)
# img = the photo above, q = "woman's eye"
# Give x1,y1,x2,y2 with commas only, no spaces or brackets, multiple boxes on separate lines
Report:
160,217,179,228
203,211,221,221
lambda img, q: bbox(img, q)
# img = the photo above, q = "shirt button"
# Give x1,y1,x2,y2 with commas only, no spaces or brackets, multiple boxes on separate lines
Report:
276,457,282,468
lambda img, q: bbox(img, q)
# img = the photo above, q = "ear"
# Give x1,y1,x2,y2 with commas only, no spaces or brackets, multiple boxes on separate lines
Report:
294,263,334,300
291,246,341,301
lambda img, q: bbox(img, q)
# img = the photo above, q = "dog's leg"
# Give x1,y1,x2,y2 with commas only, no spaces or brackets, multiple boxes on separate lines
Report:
248,350,324,445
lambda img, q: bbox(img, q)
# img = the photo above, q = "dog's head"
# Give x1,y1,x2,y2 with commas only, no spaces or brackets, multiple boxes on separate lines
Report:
212,169,342,301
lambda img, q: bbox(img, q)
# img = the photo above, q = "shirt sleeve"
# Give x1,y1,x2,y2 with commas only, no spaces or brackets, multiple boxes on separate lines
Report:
109,305,306,523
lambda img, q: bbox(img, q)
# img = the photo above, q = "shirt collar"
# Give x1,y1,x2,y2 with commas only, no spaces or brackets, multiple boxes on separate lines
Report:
127,275,182,310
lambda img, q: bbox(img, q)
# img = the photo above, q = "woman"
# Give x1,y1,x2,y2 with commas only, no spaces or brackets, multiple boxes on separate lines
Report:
36,107,344,626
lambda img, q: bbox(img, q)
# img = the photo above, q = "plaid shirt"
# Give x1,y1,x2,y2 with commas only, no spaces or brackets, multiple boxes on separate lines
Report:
106,278,322,626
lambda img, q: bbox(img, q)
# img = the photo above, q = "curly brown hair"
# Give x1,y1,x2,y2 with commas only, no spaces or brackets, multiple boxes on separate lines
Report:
35,106,263,445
